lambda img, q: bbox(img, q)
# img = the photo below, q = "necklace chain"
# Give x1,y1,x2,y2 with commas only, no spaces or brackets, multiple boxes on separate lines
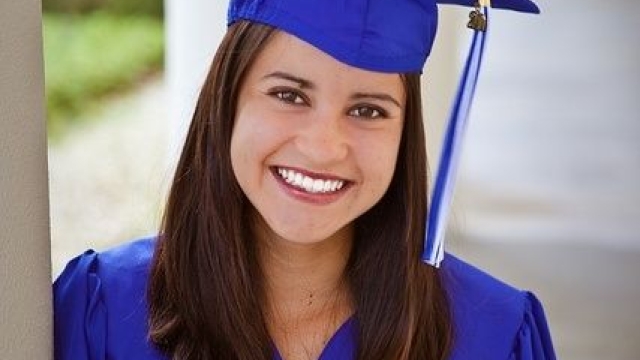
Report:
268,280,349,360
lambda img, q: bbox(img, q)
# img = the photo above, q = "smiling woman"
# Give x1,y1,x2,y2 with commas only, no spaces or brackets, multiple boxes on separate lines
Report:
231,32,405,245
53,1,556,360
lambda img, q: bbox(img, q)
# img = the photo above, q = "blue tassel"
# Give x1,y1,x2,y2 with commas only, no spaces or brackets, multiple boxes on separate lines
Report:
423,9,489,267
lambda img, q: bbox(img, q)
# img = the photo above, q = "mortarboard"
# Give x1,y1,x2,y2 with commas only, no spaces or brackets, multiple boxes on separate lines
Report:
228,0,540,267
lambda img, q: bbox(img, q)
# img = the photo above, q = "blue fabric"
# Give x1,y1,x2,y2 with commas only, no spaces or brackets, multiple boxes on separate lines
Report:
227,0,539,73
54,237,556,360
272,317,357,360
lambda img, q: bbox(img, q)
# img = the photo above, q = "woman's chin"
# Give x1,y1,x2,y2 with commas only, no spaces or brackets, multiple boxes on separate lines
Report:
259,220,353,249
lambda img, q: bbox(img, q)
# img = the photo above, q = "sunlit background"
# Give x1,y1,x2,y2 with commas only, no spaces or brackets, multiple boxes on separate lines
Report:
45,0,640,359
44,0,168,272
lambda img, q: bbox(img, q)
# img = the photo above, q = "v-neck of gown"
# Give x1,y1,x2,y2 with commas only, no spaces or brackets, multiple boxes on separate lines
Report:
272,316,357,360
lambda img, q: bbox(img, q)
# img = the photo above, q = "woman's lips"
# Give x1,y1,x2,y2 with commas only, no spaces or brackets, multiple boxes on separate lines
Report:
270,166,352,205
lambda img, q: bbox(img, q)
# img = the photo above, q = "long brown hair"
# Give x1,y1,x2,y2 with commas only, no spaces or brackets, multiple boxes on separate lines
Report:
148,21,453,360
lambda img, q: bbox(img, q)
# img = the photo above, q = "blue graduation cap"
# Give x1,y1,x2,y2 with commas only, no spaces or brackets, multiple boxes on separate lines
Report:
228,0,540,267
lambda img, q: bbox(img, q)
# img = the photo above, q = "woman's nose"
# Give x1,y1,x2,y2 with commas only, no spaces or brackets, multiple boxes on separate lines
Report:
294,111,349,166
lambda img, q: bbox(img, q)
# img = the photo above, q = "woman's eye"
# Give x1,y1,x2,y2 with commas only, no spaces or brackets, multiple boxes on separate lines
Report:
271,90,306,105
349,106,386,119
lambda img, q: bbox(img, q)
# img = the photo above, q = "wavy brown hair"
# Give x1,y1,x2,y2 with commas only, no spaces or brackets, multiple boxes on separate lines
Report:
148,21,453,360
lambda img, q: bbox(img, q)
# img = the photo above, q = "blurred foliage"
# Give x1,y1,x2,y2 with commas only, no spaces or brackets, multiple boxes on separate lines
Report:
43,12,164,138
42,0,163,17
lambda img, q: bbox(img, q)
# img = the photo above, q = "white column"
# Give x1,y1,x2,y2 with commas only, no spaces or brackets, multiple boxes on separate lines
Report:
423,7,466,172
165,0,228,159
0,0,52,359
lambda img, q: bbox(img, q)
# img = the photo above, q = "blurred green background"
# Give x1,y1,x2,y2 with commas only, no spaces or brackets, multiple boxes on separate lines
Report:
42,0,164,139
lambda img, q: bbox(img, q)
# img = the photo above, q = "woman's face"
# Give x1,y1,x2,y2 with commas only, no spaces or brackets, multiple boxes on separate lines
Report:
230,31,405,245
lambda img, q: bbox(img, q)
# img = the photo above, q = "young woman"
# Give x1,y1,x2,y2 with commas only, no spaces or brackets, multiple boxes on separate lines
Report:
54,1,556,360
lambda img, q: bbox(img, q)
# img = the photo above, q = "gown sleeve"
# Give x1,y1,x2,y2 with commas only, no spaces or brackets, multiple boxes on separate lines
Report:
53,250,107,360
509,292,557,360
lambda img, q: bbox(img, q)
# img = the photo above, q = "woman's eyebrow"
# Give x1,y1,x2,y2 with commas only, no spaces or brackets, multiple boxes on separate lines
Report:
260,72,401,108
261,71,314,89
350,92,402,109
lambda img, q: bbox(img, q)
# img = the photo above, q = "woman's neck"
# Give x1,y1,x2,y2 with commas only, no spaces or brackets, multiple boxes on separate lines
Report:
257,223,354,319
255,221,355,360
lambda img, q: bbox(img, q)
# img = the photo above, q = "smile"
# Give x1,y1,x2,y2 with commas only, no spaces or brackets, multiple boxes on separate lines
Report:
274,167,347,194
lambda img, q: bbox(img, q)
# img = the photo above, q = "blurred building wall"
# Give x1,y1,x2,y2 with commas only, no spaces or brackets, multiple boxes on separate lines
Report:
0,0,52,359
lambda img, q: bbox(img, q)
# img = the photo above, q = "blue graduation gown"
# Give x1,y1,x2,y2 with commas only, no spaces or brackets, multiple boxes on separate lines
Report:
54,237,556,360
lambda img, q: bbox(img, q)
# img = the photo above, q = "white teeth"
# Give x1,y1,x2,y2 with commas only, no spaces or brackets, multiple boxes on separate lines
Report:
312,179,324,192
323,181,332,192
286,170,295,183
275,167,346,193
302,176,313,191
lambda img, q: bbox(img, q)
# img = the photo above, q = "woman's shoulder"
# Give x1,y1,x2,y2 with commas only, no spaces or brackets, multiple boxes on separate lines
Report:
54,235,157,300
55,236,157,301
441,254,556,360
90,235,157,276
441,253,525,308
53,236,164,360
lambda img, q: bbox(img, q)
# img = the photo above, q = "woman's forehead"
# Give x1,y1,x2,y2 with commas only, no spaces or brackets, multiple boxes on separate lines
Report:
248,31,405,96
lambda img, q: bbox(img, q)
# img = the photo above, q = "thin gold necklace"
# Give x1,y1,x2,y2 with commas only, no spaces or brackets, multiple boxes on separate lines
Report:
269,280,348,360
